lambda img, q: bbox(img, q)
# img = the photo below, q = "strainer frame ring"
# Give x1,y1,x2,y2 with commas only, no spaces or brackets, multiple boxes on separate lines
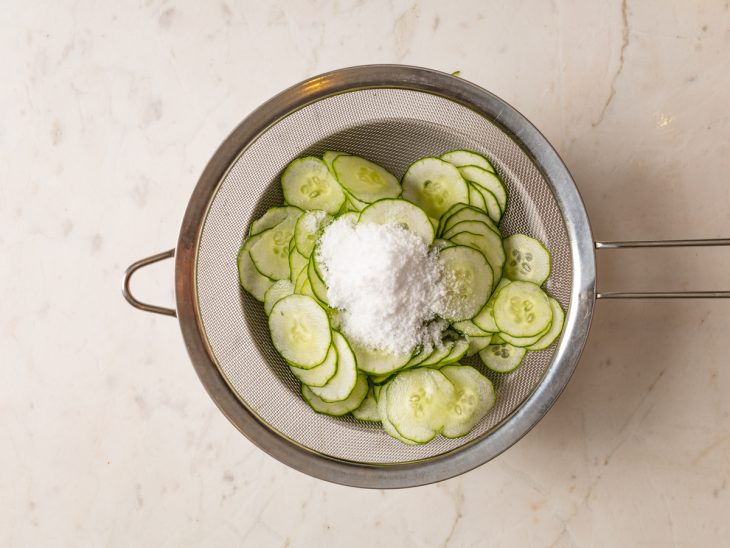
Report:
175,65,596,489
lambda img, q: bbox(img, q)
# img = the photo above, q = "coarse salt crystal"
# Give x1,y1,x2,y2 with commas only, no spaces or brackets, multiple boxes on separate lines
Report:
316,217,446,354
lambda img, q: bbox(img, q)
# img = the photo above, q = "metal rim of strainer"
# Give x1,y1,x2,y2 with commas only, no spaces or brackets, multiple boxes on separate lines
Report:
174,65,596,489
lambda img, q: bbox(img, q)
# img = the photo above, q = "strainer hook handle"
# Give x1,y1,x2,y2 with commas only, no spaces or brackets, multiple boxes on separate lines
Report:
122,249,177,317
595,238,730,299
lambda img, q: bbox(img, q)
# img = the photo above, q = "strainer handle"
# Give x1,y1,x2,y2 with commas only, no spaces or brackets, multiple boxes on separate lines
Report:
595,238,730,299
122,249,177,317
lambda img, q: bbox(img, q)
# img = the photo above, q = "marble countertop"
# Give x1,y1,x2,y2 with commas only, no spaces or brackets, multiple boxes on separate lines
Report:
2,1,730,546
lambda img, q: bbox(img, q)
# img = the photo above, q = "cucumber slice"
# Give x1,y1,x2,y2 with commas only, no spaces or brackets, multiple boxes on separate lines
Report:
249,215,299,280
449,231,505,287
264,279,295,315
443,219,499,241
467,183,487,213
281,157,346,214
491,334,506,345
352,386,380,422
441,205,500,237
404,345,435,368
466,335,493,357
370,372,395,385
358,199,435,244
441,149,495,173
269,294,332,369
332,155,401,203
237,235,274,301
293,266,308,293
473,279,511,332
458,165,507,213
452,319,492,336
350,340,413,375
295,210,332,257
302,373,368,416
479,343,526,373
465,180,501,223
418,341,454,367
386,368,456,443
344,192,369,211
289,248,308,283
437,202,471,236
377,383,419,445
503,234,551,285
307,257,329,304
438,245,493,321
289,343,338,387
432,238,455,251
435,339,469,366
527,298,565,350
499,325,551,347
373,384,383,401
493,281,552,337
402,157,469,221
250,206,302,236
441,365,496,438
308,331,358,402
323,151,349,174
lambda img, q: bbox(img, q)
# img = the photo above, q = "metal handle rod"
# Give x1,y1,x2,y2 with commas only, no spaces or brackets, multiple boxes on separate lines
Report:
122,248,177,317
594,238,730,299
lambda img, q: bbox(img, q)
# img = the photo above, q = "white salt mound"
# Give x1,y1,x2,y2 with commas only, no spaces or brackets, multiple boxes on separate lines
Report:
316,218,446,354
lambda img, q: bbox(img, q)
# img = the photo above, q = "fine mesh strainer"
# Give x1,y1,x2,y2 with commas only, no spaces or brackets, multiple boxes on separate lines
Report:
123,65,730,488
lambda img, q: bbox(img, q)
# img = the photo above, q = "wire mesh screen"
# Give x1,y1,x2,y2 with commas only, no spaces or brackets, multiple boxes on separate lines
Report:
195,88,572,464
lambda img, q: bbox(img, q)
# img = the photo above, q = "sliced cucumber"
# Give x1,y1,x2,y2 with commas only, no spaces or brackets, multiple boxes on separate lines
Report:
264,279,295,315
443,219,499,241
479,343,526,373
377,383,418,445
458,165,506,213
452,319,492,337
418,341,454,367
493,281,552,337
503,234,551,285
352,385,380,422
386,368,456,443
370,372,395,385
373,384,383,402
323,150,349,174
281,156,346,214
473,278,511,332
499,326,551,347
269,294,332,369
249,214,299,280
466,335,493,357
289,248,309,284
465,180,501,223
428,339,468,368
250,206,302,236
302,373,368,416
449,231,505,287
432,238,455,251
295,210,331,257
333,155,400,203
491,334,505,345
527,298,565,350
437,202,471,236
404,345,435,368
307,257,329,304
337,211,359,225
441,205,500,237
344,192,369,211
350,340,412,375
237,235,274,301
438,245,493,321
358,199,434,244
441,365,495,438
402,157,469,221
309,331,358,402
467,183,487,213
441,149,495,173
289,343,338,387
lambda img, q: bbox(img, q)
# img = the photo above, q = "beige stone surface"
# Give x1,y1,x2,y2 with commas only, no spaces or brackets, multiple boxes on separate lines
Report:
2,1,729,546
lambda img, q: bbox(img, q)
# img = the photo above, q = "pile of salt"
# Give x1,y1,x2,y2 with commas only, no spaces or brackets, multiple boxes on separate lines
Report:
316,218,447,354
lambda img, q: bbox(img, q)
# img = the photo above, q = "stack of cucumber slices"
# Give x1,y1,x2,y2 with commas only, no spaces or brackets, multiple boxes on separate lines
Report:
237,150,565,445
